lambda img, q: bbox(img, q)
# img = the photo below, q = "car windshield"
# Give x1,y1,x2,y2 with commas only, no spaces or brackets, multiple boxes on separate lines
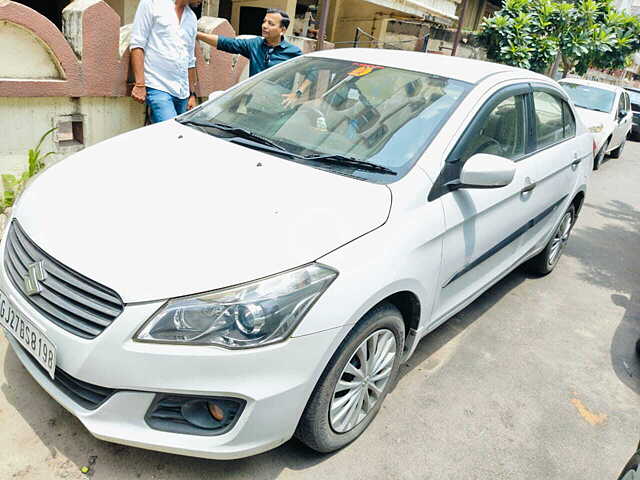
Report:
179,57,471,183
561,83,616,113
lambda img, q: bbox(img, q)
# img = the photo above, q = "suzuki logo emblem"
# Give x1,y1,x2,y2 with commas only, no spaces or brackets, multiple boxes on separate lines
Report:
24,261,46,296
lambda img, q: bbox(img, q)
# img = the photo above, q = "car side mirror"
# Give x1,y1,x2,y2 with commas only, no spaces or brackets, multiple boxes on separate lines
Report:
451,153,516,190
619,109,627,120
208,90,224,101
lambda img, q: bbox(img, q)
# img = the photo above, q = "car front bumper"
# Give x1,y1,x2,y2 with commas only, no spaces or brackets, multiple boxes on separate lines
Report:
1,256,344,459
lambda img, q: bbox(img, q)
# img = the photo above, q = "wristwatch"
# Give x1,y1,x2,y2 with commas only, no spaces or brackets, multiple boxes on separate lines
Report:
190,91,197,98
295,88,303,97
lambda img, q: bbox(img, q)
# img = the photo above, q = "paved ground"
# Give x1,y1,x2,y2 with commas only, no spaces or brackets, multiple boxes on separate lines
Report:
1,141,639,480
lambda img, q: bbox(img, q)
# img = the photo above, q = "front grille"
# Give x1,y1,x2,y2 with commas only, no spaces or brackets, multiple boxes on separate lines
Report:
17,343,115,410
4,220,124,339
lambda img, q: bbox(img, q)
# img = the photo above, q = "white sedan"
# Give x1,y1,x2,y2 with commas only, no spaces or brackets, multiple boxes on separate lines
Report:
560,78,632,170
1,49,592,459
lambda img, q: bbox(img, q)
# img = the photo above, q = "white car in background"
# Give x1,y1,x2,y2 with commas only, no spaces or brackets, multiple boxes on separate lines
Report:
560,78,632,170
1,50,592,459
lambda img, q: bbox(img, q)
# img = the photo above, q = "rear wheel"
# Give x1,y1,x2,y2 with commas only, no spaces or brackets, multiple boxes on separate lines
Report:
525,205,575,275
295,303,404,453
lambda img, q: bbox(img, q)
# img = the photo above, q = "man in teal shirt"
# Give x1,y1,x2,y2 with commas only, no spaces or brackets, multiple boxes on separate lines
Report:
197,9,302,77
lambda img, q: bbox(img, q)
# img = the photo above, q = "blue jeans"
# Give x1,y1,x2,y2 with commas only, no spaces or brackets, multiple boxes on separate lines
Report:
146,87,188,124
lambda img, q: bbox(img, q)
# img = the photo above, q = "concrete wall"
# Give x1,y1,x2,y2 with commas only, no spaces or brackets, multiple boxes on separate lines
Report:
0,19,63,79
0,0,248,179
0,97,145,176
104,0,139,25
460,0,485,30
328,0,396,46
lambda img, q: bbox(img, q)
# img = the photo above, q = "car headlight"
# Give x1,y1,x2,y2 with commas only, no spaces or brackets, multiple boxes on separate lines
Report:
589,124,604,133
134,264,338,348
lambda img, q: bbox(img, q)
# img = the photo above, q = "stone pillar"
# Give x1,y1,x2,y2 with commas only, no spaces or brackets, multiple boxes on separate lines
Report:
202,0,220,17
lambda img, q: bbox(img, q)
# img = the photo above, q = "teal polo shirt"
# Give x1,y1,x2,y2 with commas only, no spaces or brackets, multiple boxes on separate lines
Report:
217,36,303,76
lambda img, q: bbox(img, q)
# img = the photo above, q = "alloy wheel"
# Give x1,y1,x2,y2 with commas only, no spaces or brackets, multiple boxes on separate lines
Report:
329,329,397,433
548,211,573,267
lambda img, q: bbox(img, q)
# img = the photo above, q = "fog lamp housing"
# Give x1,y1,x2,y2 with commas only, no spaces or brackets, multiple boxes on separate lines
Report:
145,394,245,436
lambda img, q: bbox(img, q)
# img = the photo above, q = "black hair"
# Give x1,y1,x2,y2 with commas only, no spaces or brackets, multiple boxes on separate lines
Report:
266,8,290,29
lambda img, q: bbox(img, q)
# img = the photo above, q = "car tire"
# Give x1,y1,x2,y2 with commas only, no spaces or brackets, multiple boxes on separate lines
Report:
295,303,405,453
525,205,575,276
593,143,606,170
610,138,625,158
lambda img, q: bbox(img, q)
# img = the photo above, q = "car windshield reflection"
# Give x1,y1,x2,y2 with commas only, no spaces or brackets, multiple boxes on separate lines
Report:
179,57,472,183
561,83,616,113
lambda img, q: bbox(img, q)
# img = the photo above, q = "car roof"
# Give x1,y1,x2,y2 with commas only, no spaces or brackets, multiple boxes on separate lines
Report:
307,48,550,85
559,77,621,93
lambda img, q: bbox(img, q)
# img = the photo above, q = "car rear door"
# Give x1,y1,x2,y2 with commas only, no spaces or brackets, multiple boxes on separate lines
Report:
521,85,584,258
428,83,541,325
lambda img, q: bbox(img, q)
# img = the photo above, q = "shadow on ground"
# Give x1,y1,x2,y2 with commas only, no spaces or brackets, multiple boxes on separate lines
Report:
564,200,640,395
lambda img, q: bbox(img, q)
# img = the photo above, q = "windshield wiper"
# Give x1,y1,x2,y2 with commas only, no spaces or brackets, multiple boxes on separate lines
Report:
178,120,287,151
178,119,396,176
304,154,397,175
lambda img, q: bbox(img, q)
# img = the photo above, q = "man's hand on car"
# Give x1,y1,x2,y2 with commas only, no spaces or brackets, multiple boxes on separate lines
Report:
281,93,299,108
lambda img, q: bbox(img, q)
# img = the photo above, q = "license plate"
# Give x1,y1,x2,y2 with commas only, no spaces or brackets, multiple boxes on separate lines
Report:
1,290,56,378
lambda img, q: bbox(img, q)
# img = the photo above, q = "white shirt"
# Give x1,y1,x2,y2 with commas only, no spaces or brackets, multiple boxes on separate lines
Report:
130,0,197,99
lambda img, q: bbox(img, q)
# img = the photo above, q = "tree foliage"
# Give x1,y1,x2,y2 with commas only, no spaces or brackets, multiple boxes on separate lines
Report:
479,0,640,76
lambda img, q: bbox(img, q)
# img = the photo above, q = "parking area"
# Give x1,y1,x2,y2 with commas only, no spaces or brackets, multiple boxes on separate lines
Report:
1,142,639,480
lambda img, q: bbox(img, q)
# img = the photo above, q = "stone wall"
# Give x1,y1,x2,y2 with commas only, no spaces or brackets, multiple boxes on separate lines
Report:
0,0,249,176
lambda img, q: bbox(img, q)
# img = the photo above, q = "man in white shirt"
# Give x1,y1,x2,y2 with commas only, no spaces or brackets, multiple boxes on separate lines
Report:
130,0,200,123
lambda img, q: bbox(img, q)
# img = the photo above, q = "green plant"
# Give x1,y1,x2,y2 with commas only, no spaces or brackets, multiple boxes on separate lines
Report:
479,0,640,76
0,127,56,214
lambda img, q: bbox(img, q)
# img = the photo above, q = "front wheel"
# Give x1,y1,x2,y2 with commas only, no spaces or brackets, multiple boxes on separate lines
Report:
610,138,625,159
295,303,405,453
525,205,575,275
593,143,606,170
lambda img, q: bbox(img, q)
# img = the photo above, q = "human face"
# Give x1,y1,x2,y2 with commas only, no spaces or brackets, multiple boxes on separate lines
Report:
262,13,286,44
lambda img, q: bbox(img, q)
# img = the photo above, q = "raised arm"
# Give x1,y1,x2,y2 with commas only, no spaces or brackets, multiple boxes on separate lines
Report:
196,32,219,48
198,32,252,58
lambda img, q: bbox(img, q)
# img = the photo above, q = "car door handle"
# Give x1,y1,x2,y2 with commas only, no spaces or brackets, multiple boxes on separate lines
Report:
571,158,581,168
520,178,536,194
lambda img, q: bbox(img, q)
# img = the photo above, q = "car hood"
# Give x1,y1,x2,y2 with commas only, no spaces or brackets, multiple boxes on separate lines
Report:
574,107,615,149
575,106,614,129
14,121,391,303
